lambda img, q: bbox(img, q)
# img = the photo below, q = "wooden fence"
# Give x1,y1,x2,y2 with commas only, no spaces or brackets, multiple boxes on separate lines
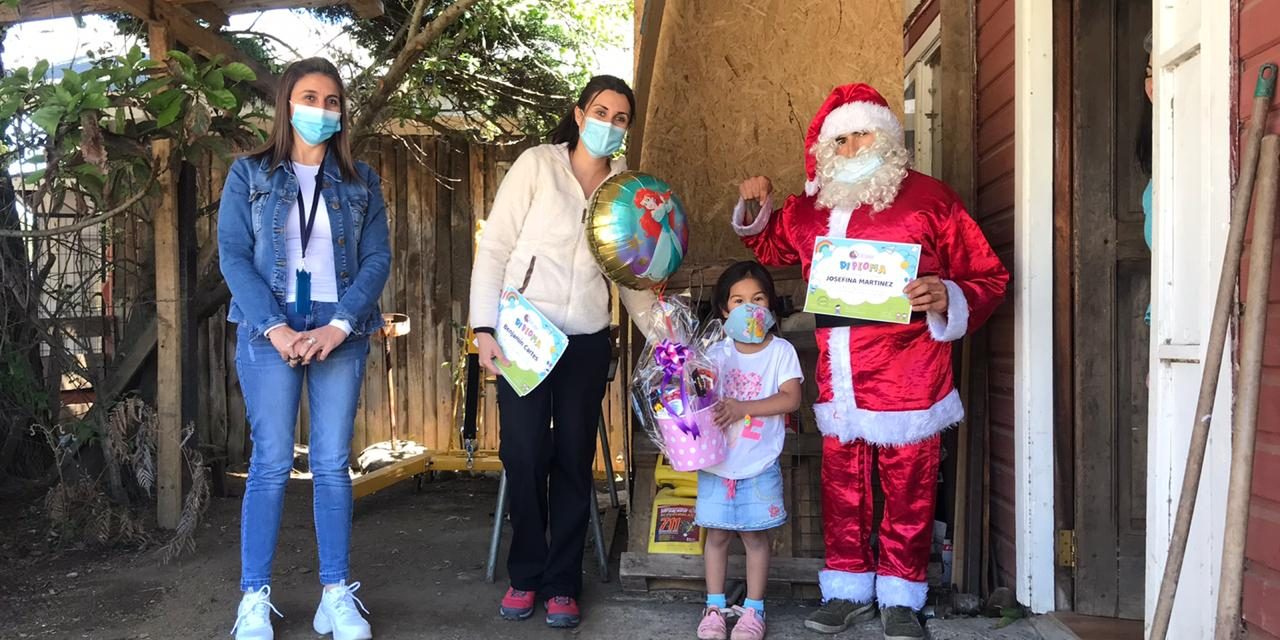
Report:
130,135,631,477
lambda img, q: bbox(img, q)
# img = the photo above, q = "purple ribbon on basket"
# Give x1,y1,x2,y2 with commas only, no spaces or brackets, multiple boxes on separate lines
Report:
654,339,700,438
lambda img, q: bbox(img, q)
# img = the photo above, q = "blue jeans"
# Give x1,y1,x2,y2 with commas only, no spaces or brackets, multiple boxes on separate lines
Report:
236,302,369,590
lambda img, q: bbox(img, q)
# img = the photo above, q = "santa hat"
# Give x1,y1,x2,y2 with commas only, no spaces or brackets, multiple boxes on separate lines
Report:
804,83,904,196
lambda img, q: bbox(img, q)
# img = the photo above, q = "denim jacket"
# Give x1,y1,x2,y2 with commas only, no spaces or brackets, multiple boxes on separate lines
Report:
217,152,391,338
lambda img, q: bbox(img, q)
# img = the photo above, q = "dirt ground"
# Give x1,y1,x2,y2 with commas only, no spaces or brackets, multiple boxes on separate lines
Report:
0,475,1048,640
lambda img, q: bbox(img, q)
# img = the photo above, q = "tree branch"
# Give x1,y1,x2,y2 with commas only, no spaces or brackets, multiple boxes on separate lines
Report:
0,173,159,238
352,0,481,144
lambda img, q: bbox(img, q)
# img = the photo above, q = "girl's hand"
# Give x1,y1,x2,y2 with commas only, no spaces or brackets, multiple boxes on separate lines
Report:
714,397,748,428
296,325,348,365
476,332,510,376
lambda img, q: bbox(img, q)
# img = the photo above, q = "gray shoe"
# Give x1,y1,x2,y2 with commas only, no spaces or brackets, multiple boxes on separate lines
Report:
803,598,877,634
881,606,924,640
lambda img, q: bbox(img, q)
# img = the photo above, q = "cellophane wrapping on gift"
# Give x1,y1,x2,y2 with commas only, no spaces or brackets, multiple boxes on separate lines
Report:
629,295,727,463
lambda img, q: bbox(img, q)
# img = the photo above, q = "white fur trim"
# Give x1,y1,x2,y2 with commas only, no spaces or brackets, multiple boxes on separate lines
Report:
819,102,904,144
826,206,854,239
813,388,964,446
731,194,774,237
819,570,875,603
876,575,928,610
926,280,969,342
805,178,820,196
825,326,857,406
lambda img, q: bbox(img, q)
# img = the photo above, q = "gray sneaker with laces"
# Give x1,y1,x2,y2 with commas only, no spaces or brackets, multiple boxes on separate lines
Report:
880,606,924,640
803,598,877,634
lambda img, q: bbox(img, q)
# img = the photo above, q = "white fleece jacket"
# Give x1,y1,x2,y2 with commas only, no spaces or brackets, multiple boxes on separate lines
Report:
469,143,657,338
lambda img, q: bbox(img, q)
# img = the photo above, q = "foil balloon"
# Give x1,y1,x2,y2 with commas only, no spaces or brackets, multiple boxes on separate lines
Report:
587,171,690,290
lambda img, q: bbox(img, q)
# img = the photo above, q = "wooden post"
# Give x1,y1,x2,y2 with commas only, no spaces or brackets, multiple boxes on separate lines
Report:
150,20,182,530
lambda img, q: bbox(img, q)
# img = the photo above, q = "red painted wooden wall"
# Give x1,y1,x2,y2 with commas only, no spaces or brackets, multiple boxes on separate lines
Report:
1237,1,1280,637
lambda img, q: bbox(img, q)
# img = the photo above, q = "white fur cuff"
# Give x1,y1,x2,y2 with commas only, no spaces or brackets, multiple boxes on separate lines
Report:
926,280,969,342
732,195,774,237
876,574,928,610
819,570,875,603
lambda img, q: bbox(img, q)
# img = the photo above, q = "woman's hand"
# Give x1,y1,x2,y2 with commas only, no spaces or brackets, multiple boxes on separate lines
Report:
905,275,949,313
476,332,510,376
738,176,773,225
295,325,348,365
713,397,748,429
267,327,305,365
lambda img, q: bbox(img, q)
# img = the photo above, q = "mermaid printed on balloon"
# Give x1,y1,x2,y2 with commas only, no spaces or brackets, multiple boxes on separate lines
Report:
634,187,685,281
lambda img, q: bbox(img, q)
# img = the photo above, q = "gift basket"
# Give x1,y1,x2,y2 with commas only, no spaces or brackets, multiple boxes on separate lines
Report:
630,295,728,472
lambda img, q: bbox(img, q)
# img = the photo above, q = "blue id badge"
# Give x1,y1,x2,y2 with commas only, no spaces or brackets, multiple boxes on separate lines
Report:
294,268,312,315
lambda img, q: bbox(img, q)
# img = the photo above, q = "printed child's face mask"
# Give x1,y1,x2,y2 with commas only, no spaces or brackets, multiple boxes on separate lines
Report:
724,303,775,344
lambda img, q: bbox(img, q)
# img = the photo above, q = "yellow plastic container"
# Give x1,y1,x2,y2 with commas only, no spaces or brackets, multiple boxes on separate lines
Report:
647,487,705,554
654,454,698,491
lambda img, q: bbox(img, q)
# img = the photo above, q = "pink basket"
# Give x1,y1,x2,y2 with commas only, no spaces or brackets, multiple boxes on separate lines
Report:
657,405,727,472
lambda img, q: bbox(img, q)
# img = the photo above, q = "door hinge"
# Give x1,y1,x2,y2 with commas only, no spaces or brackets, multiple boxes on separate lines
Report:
1057,529,1076,568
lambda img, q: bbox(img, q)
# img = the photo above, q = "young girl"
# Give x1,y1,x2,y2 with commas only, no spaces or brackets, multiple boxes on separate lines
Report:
696,261,804,640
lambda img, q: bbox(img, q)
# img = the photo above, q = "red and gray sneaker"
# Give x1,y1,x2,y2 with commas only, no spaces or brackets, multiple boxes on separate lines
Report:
545,596,581,628
499,587,536,620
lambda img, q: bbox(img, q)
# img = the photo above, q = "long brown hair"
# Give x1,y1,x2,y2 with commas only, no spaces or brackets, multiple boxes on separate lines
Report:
547,74,635,150
249,57,360,181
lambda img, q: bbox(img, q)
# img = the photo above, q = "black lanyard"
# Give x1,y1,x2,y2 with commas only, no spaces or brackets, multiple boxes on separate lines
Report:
296,166,324,260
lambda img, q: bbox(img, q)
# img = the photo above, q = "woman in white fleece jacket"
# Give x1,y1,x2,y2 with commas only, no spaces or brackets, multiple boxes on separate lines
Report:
469,75,655,629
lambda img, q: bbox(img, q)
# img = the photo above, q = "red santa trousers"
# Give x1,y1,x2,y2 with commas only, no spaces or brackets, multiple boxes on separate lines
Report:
819,433,940,610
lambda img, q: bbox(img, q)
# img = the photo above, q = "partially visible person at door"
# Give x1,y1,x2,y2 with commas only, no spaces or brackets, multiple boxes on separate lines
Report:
468,75,656,629
1141,30,1155,325
218,57,390,640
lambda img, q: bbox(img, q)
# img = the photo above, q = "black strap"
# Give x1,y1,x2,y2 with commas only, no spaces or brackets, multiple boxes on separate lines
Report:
296,165,324,259
814,312,925,329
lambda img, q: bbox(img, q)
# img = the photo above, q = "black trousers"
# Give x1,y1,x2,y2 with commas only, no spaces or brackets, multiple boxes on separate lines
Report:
498,329,610,599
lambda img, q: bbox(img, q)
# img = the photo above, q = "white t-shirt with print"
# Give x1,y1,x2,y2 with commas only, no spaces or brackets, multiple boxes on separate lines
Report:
702,336,804,480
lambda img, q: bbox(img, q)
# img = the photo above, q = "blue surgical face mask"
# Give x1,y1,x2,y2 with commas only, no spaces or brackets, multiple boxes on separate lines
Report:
833,150,884,185
724,303,776,345
291,103,342,146
580,117,626,158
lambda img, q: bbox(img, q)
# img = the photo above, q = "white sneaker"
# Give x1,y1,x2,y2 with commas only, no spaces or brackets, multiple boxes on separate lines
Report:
232,586,281,640
313,580,373,640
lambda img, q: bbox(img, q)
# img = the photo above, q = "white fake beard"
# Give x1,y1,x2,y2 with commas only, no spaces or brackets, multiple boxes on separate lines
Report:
813,133,910,212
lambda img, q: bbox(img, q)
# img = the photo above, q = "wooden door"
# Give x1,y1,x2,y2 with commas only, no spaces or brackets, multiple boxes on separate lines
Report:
1146,0,1234,635
1070,0,1151,620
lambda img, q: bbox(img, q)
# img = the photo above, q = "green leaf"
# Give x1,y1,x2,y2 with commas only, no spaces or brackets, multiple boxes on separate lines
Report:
166,50,197,74
148,89,184,114
221,62,257,83
23,168,46,185
1,0,19,10
156,94,187,127
203,68,225,91
204,88,237,110
83,92,110,111
53,85,74,107
136,77,173,95
60,68,82,92
32,60,49,80
31,105,66,134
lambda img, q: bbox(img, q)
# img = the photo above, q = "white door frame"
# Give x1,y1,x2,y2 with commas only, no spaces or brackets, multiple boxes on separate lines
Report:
1013,0,1056,615
1146,0,1234,637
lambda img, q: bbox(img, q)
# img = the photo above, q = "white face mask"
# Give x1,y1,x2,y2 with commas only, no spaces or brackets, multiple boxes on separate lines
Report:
832,150,884,185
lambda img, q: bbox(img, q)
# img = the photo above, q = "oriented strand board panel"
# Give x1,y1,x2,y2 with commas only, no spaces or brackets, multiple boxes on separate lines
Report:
638,0,904,262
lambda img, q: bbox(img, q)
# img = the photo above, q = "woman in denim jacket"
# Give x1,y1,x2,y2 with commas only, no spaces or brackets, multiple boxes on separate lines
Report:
218,57,389,640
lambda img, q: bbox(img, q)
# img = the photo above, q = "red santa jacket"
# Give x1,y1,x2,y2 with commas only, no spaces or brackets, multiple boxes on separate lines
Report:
733,170,1009,445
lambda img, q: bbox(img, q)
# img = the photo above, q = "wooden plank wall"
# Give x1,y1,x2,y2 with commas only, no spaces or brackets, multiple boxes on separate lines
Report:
170,136,629,475
1237,1,1280,635
973,0,1018,591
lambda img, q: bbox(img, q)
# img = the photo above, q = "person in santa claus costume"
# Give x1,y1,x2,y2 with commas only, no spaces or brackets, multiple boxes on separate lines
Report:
732,83,1008,639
